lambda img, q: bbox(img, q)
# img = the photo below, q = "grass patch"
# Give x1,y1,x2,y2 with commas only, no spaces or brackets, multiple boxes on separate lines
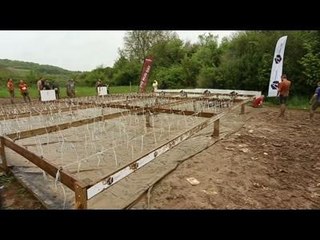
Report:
264,95,310,110
2,87,310,110
0,85,151,100
0,172,14,186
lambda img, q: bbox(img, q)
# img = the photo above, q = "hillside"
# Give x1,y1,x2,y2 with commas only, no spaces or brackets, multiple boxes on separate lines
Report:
0,59,80,87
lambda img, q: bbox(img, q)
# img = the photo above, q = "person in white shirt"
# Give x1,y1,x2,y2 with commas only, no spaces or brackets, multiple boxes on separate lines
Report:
152,80,158,92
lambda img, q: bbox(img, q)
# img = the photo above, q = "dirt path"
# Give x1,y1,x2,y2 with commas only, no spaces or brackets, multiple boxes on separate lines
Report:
133,107,320,209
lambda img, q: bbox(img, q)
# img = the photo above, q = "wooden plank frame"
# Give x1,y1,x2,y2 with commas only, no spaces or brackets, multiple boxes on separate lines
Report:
1,136,80,191
86,99,250,200
5,98,211,141
0,104,94,121
1,95,250,209
6,110,132,141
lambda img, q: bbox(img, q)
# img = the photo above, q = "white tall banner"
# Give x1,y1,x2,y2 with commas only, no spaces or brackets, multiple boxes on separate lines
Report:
267,36,287,97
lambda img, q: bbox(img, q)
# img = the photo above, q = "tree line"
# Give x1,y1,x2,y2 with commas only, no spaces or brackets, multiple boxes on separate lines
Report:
2,31,320,98
79,30,320,97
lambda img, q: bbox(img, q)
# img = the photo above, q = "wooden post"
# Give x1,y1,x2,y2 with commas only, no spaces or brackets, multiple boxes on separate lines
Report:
0,137,8,172
145,104,151,128
126,96,129,107
75,182,88,209
241,103,245,114
212,119,220,137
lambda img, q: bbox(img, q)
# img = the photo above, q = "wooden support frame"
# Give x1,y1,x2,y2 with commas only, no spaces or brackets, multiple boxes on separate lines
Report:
5,99,213,141
86,99,250,200
150,108,215,118
155,89,260,98
1,136,90,208
2,96,250,209
6,110,132,141
75,181,88,209
0,104,93,121
1,136,79,191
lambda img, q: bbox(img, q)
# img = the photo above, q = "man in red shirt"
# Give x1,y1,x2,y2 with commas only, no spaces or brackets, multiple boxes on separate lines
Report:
19,80,31,103
7,78,15,104
277,74,291,118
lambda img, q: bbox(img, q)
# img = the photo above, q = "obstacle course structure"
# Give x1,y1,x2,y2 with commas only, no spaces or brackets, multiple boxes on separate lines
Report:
0,90,258,209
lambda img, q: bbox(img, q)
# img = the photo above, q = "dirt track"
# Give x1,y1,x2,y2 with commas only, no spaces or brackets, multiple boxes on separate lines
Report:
133,107,320,209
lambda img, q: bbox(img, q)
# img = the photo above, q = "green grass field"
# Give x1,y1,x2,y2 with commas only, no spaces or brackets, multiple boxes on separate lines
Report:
0,86,312,110
0,85,146,100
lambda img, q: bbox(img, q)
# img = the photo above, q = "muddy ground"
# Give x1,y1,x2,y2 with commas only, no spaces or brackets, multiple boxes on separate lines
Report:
133,106,320,209
0,170,44,209
1,96,319,209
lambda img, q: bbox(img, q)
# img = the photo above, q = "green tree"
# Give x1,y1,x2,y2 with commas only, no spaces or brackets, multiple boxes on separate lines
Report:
191,33,222,88
300,31,320,88
154,66,185,89
112,56,141,86
121,31,177,62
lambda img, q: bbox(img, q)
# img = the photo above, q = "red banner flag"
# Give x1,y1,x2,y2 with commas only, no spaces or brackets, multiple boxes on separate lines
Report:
139,57,153,93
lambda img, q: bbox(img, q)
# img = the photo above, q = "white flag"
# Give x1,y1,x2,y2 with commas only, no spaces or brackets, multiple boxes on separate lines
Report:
267,36,287,97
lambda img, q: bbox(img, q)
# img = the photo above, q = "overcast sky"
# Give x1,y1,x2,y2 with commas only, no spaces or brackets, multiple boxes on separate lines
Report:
0,31,238,72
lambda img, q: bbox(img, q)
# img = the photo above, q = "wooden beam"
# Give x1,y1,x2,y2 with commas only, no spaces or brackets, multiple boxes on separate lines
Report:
1,136,80,191
0,105,93,121
5,98,194,141
155,89,259,97
76,97,141,108
150,108,215,118
241,103,245,114
0,137,8,172
145,111,151,127
212,119,220,137
6,110,131,141
75,181,88,209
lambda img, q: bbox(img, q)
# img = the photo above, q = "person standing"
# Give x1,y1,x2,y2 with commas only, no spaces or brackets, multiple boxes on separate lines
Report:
37,77,44,100
309,81,320,120
95,79,103,96
52,81,60,99
152,80,158,93
7,78,15,104
19,80,31,103
43,80,51,90
277,74,291,118
66,79,75,98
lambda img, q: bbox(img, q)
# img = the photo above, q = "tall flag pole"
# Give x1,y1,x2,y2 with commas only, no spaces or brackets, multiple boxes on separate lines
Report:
139,56,153,93
267,36,288,97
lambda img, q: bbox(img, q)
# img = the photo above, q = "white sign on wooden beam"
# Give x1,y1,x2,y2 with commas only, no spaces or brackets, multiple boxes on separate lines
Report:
98,87,108,96
40,90,56,101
